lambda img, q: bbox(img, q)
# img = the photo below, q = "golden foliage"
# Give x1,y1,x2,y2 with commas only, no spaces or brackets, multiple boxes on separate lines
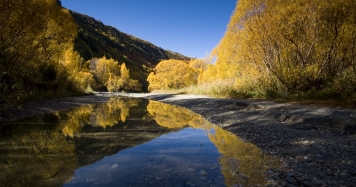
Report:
60,47,94,93
89,57,142,92
200,0,356,100
189,58,209,71
89,57,121,86
120,63,130,80
147,59,199,91
0,0,77,102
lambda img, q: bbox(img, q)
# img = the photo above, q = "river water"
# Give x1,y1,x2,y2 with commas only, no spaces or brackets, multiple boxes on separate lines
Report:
0,97,282,187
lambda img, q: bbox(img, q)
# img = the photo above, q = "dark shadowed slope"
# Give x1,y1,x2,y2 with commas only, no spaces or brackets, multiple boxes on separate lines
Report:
70,11,190,68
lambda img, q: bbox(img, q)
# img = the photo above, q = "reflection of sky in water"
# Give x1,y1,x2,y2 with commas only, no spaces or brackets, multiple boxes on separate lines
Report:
63,128,224,187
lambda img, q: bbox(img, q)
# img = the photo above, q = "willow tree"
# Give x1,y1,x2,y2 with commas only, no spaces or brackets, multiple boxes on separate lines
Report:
0,0,77,103
60,48,94,93
247,0,356,92
147,59,199,91
189,58,208,71
88,57,141,92
89,57,120,87
203,0,356,99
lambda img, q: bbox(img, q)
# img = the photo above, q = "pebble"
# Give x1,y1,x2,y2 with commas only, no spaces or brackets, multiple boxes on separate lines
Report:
286,176,297,185
302,179,323,187
266,178,277,186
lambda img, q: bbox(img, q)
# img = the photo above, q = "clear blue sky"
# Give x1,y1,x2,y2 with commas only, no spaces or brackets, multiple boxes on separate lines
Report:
61,0,237,58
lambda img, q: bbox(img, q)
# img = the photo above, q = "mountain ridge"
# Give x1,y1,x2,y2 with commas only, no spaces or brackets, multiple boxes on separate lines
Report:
70,11,190,68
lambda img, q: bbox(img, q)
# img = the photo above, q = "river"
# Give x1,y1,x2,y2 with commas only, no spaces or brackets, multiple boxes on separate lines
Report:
0,97,283,187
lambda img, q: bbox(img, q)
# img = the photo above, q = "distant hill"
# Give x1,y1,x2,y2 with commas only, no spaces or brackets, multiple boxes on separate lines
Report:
70,11,190,67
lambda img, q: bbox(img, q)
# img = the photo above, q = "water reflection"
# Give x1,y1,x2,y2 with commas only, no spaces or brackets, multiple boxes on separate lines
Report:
64,128,223,187
147,100,212,130
57,98,141,137
0,115,78,187
210,128,283,186
0,98,174,187
0,97,284,187
147,100,283,186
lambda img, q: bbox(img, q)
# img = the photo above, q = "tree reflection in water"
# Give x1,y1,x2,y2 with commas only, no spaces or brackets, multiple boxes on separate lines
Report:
0,114,79,187
0,97,168,187
147,100,284,186
58,98,141,137
0,98,284,187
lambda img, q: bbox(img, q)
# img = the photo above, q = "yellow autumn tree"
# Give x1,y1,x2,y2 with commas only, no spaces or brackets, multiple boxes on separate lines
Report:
201,0,356,100
115,62,142,92
189,58,209,71
60,47,94,93
88,57,141,92
147,59,199,91
89,57,120,86
120,63,130,80
243,0,356,92
0,0,77,103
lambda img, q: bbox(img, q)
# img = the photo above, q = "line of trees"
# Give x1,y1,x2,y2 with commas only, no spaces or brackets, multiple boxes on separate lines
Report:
147,0,356,102
3,0,355,103
61,52,142,93
0,0,142,104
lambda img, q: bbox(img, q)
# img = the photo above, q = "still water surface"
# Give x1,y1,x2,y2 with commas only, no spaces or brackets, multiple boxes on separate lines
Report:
0,97,282,187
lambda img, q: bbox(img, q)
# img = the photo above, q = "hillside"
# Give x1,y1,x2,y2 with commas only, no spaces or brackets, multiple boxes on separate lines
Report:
70,11,190,69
